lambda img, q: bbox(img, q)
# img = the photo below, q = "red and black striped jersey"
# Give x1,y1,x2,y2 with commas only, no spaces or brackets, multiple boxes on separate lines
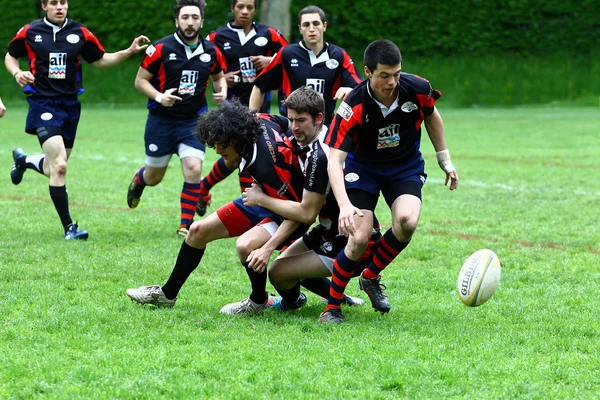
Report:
207,22,287,106
7,18,106,97
325,74,441,163
141,34,226,119
240,114,306,202
253,41,363,124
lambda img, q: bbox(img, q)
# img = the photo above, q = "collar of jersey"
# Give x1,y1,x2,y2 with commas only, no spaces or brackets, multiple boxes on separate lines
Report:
173,33,205,59
366,83,400,115
43,17,68,32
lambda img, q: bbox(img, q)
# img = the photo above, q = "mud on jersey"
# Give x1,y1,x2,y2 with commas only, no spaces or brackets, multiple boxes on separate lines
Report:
142,34,226,119
7,18,105,97
325,73,441,164
207,22,287,105
253,41,362,124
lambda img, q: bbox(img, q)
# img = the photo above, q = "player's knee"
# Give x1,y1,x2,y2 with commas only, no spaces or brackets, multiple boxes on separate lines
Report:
393,214,418,237
346,234,369,257
235,237,253,260
187,220,210,247
52,160,67,177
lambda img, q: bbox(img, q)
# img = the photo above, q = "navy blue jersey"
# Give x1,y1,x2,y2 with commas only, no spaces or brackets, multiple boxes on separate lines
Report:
253,41,362,124
141,34,226,119
7,18,106,97
240,114,305,202
207,22,287,106
325,74,441,163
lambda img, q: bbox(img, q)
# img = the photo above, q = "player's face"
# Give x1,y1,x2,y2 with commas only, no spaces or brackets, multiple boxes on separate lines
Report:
42,0,68,26
288,109,323,146
366,63,401,104
232,0,256,28
176,6,203,43
215,143,242,165
299,13,326,46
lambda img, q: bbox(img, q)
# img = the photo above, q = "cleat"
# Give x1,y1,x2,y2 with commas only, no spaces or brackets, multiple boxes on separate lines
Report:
220,295,269,315
271,292,307,311
126,285,176,307
64,222,88,240
359,271,391,313
319,308,345,324
196,192,212,217
127,170,145,208
343,294,365,307
10,148,27,185
177,227,189,237
265,294,282,308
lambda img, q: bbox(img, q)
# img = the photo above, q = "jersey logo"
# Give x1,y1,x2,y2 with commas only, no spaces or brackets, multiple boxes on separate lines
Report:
200,53,211,63
169,53,177,60
41,112,53,121
146,44,156,57
290,58,299,67
377,124,401,149
66,34,80,44
48,53,67,79
306,78,325,96
320,241,333,253
254,37,268,47
239,57,256,83
336,101,353,121
178,70,199,95
325,59,339,69
35,35,42,42
401,102,418,112
223,42,231,50
345,172,359,183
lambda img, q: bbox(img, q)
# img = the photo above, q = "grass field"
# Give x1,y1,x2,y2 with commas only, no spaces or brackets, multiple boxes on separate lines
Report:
1,104,599,398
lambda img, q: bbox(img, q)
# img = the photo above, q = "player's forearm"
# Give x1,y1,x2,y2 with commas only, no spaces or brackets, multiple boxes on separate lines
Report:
262,219,300,253
327,149,351,208
134,77,160,99
5,53,21,76
258,195,320,225
92,49,132,69
248,85,265,111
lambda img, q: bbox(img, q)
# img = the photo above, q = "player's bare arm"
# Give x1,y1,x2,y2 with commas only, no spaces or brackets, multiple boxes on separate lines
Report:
5,53,35,87
0,97,6,118
211,72,227,104
243,182,325,225
424,108,459,190
333,87,353,100
249,55,272,71
248,85,265,111
134,67,182,107
246,219,300,272
91,35,150,69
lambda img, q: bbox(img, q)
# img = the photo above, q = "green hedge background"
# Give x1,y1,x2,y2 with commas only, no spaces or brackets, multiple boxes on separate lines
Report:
1,0,599,106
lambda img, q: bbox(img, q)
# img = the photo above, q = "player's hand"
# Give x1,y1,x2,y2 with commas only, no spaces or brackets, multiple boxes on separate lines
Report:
246,247,273,273
249,55,271,71
445,170,459,190
333,87,353,100
212,91,227,105
224,70,240,88
0,101,6,118
338,203,363,237
242,183,265,207
157,88,182,107
14,70,35,88
128,35,150,54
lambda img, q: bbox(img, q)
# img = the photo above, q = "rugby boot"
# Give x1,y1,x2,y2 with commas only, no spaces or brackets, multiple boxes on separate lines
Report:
126,285,176,307
359,270,391,313
196,192,212,217
10,148,27,185
127,170,145,208
64,222,89,240
319,308,345,324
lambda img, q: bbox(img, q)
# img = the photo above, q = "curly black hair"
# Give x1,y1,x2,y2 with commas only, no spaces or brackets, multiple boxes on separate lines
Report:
195,100,260,158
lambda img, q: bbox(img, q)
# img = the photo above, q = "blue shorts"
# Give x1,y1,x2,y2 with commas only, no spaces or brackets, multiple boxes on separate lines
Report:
144,113,205,158
344,155,427,210
25,95,81,148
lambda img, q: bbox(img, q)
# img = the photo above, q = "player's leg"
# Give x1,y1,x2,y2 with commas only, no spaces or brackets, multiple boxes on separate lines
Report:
126,204,236,307
196,156,236,217
177,142,203,235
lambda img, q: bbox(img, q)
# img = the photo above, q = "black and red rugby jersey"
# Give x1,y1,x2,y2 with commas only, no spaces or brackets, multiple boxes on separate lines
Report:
239,114,306,202
325,73,441,164
141,34,226,119
253,41,362,124
207,22,287,106
7,18,106,97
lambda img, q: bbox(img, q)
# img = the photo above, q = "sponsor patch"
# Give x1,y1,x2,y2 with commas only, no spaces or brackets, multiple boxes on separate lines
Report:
401,101,418,112
239,56,256,83
48,52,67,79
336,102,353,121
254,37,268,47
200,53,211,63
306,78,325,96
146,44,156,57
345,172,359,183
66,34,80,44
325,59,339,69
178,70,199,95
377,124,401,149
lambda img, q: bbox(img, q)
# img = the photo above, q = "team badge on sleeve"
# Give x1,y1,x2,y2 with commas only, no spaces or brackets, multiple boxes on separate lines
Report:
146,44,156,57
336,101,354,121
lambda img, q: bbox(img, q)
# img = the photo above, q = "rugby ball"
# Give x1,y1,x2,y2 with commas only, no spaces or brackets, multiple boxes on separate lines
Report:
457,249,501,306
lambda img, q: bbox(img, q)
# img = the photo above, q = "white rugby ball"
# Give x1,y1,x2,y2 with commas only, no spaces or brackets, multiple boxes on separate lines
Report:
457,249,501,306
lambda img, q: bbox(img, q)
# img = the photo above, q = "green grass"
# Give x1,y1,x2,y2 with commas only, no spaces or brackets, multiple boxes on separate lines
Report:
1,105,599,398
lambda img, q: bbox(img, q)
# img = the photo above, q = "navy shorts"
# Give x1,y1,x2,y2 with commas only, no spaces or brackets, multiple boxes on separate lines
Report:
25,95,81,148
344,155,427,211
144,112,205,158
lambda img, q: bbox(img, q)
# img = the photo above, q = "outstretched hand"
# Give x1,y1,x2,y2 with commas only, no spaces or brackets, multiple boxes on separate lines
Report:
128,35,150,54
338,202,364,236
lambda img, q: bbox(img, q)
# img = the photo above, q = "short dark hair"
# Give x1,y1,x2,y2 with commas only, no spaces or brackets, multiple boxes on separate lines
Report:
231,0,258,8
364,40,402,73
282,86,325,120
297,5,326,25
195,100,260,158
175,0,206,19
